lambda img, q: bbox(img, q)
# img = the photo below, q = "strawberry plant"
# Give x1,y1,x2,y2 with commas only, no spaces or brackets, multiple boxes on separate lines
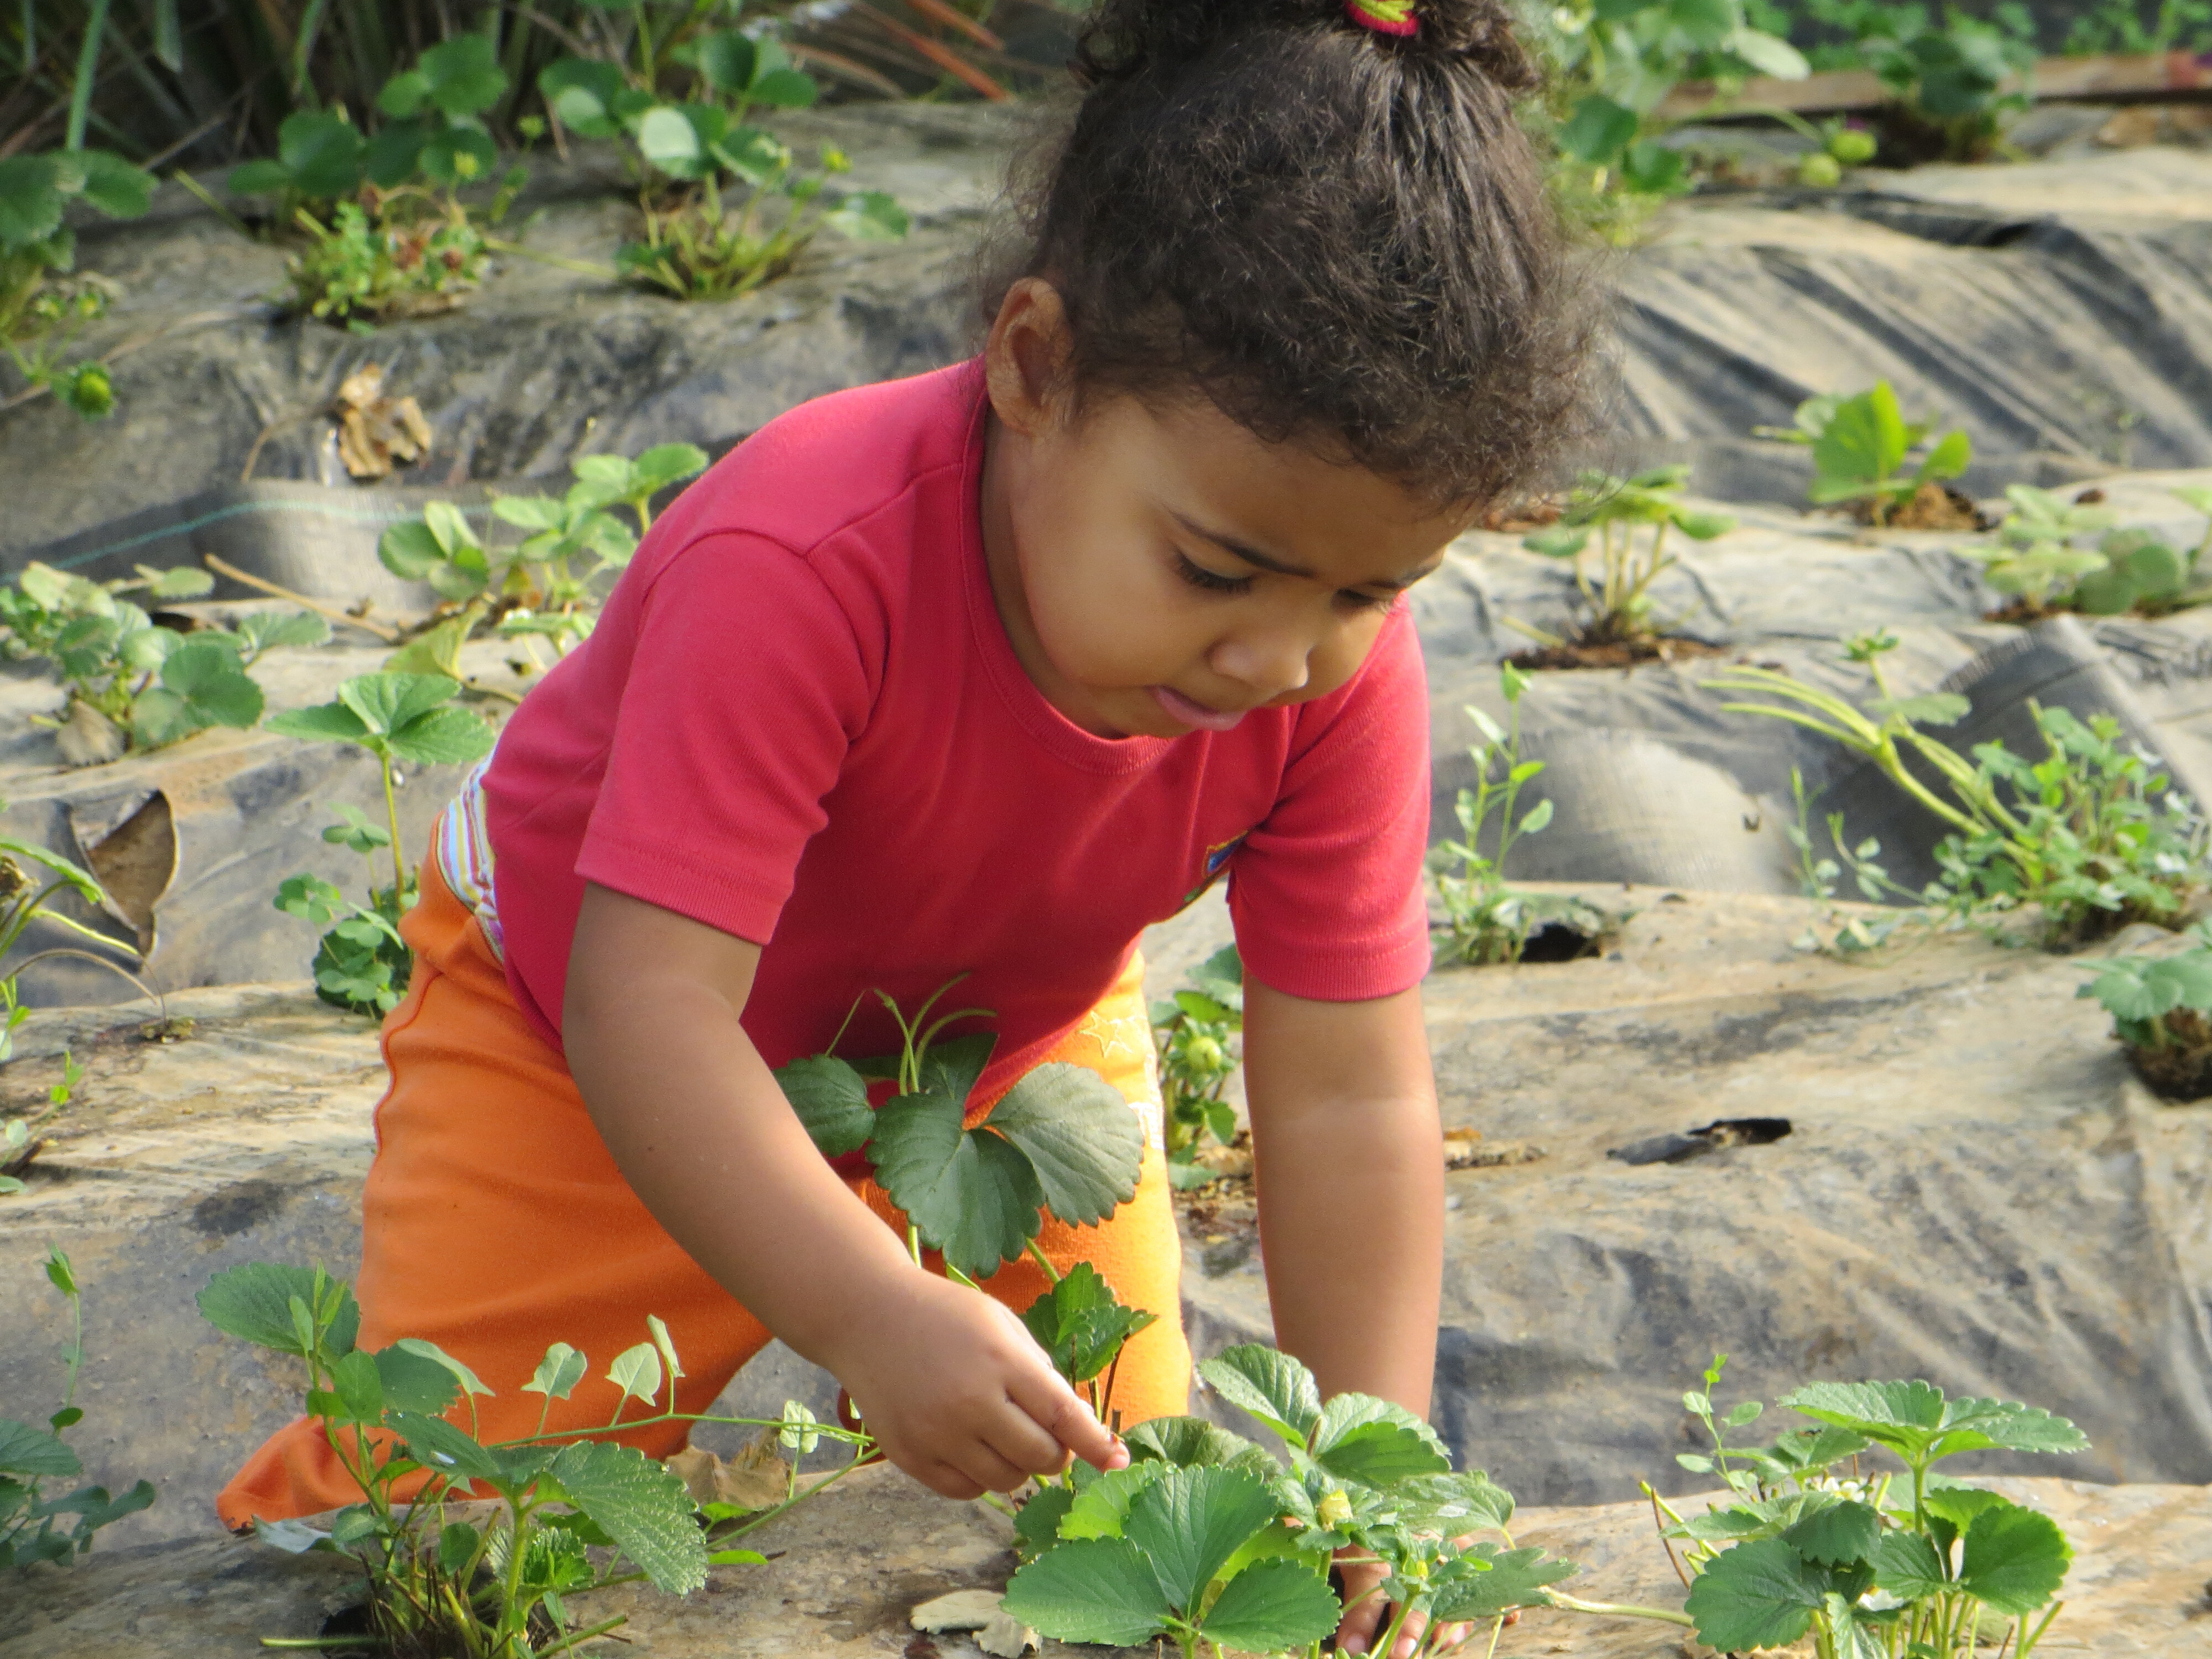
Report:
1430,664,1610,965
1986,486,2212,619
1003,1344,1592,1659
539,29,906,302
3,1249,155,1566
266,672,497,1015
2078,925,2212,1100
0,561,283,757
226,37,529,327
1757,382,1971,526
0,145,154,418
1150,944,1243,1182
1708,632,2210,947
378,444,708,670
199,1261,867,1657
1646,1358,2085,1659
1514,466,1735,650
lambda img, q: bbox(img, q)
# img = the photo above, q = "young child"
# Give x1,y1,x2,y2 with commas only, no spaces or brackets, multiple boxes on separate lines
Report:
222,0,1586,1651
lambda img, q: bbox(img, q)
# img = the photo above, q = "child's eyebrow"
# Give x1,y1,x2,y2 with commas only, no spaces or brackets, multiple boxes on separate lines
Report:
1171,512,1442,591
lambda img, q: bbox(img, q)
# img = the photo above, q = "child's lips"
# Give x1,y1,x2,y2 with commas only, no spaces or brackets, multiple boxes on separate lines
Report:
1151,685,1246,732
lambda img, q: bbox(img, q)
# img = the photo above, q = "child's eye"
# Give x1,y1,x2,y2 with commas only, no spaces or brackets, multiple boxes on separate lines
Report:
1174,552,1253,595
1334,588,1394,613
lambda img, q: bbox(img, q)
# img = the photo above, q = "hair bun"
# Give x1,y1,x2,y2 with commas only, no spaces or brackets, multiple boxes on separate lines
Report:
1076,0,1540,94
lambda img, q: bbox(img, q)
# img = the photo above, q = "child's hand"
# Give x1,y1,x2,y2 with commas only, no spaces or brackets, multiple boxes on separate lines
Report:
834,1271,1129,1498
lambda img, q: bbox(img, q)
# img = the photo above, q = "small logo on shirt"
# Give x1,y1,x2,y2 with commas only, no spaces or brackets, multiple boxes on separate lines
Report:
1181,833,1249,908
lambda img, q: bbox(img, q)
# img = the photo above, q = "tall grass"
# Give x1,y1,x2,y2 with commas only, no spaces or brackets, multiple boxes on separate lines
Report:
0,1,1073,169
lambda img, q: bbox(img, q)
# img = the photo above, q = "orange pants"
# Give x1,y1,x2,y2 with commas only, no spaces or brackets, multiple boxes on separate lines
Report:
217,858,1190,1526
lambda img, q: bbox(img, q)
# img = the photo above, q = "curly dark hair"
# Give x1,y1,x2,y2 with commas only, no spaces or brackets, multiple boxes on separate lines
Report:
981,0,1598,509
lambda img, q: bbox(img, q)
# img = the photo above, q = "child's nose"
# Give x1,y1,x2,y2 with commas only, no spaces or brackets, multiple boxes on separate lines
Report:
1209,630,1312,701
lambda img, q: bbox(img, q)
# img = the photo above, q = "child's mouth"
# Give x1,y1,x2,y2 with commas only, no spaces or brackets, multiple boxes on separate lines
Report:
1151,685,1246,732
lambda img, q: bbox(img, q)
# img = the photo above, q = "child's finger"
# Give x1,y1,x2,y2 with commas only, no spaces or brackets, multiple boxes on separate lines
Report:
1005,1366,1126,1470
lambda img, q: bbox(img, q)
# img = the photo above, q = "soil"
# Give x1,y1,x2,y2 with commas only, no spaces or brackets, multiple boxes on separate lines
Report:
1846,481,1991,531
1505,634,1728,672
2127,1008,2212,1102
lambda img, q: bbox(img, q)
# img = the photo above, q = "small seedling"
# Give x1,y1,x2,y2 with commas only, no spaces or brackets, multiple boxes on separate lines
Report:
0,147,154,419
540,32,907,304
2,1249,156,1565
1759,382,1971,526
1430,665,1613,964
2078,926,2212,1100
1708,634,2209,948
265,672,498,1014
379,444,708,669
0,562,278,755
1648,1357,2084,1659
1150,944,1243,1181
200,1261,864,1655
1514,465,1734,649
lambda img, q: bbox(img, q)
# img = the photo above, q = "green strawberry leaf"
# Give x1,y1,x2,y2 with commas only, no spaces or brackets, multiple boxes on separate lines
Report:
0,1419,81,1479
1782,1498,1881,1567
1199,1557,1340,1651
1122,1464,1281,1611
198,1263,359,1359
774,1055,875,1158
1428,1543,1577,1619
1309,1394,1450,1484
1060,1459,1170,1541
1874,1529,1949,1601
1000,1537,1173,1647
1198,1344,1322,1448
1123,1416,1275,1479
1957,1502,2070,1615
982,1061,1142,1228
388,705,497,768
1684,1537,1828,1651
549,1438,706,1595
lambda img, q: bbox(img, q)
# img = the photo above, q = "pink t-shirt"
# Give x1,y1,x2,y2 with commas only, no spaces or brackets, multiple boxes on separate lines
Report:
482,361,1432,1097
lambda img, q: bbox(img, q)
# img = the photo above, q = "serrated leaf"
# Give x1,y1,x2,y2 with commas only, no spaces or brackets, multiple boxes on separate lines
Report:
1429,1543,1577,1619
922,1031,998,1104
1123,1416,1273,1476
1020,1261,1156,1385
1061,1459,1170,1541
550,1438,707,1594
1310,1395,1451,1483
1001,1537,1173,1646
266,700,371,745
1395,1472,1516,1536
1013,1484,1076,1558
389,705,497,768
1683,1537,1826,1651
0,1420,80,1479
327,1350,385,1424
1874,1528,1949,1600
774,1056,875,1158
983,1061,1143,1228
1199,1556,1340,1650
1783,1498,1881,1566
338,671,461,739
1958,1503,2070,1614
1198,1345,1323,1448
1124,1465,1281,1610
198,1264,359,1359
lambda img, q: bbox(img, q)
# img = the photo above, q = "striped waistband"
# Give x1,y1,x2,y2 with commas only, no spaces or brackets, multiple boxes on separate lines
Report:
431,757,503,962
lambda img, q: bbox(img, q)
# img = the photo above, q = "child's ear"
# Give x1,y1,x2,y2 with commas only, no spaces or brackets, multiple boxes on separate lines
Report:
984,278,1075,436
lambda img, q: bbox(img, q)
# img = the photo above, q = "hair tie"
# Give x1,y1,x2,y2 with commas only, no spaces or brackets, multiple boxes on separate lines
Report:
1346,0,1420,34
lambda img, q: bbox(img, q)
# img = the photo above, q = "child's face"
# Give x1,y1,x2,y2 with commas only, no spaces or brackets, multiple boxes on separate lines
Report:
982,283,1471,741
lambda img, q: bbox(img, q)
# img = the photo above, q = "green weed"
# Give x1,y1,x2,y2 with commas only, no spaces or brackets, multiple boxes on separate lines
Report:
2,1249,156,1566
1512,465,1735,650
2078,924,2212,1100
1150,945,1243,1182
265,672,497,1015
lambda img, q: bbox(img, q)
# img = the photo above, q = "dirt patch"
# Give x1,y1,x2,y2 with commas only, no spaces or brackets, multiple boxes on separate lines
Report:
2125,1008,2212,1102
1506,635,1728,672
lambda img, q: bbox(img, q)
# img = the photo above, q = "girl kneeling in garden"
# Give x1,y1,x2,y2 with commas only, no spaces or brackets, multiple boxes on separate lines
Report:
222,1,1589,1651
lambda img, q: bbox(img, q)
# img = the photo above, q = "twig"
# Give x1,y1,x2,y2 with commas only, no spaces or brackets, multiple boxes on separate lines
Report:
239,409,319,482
170,169,257,240
1645,1484,1691,1590
201,554,403,643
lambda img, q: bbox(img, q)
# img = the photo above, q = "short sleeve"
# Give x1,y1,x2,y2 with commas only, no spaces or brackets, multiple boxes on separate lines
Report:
1227,607,1432,1000
575,533,877,945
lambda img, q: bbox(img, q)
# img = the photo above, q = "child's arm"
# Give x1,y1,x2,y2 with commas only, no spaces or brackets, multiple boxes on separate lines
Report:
1243,979,1443,1411
564,882,1126,1498
1243,979,1445,1658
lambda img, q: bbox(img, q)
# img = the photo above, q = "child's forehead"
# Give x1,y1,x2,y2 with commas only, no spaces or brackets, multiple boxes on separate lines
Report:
1105,397,1473,575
